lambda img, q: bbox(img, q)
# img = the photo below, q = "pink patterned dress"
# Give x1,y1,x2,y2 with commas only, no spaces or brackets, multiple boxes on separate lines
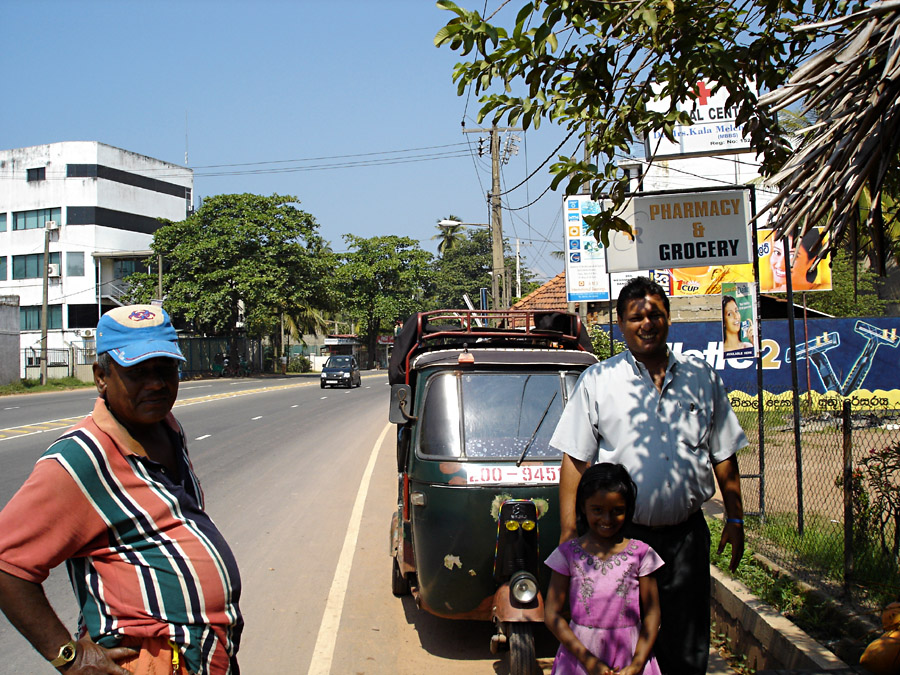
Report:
545,538,664,675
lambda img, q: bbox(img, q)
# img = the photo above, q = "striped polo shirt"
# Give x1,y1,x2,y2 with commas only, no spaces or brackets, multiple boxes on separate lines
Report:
0,398,242,674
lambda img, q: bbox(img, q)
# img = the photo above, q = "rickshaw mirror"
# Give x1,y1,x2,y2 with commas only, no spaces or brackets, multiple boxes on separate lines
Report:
389,384,416,424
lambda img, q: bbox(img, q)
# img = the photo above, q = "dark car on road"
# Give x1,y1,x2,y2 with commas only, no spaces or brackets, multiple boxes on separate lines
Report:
320,355,362,388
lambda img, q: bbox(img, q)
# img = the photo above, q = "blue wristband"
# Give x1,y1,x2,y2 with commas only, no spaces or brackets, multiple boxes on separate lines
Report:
726,518,744,525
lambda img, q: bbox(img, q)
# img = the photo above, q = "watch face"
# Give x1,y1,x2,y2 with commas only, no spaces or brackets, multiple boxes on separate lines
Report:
61,644,76,660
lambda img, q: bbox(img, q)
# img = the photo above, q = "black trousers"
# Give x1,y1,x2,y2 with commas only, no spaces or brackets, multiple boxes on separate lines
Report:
625,511,711,675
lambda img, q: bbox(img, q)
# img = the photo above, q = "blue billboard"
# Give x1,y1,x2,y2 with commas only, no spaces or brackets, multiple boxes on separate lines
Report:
603,317,900,409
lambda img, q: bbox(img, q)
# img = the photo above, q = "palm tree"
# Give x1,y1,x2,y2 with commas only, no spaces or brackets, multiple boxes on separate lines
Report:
433,214,467,256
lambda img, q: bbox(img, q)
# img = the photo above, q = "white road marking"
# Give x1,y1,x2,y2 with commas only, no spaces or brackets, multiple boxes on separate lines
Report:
307,423,390,675
291,404,299,408
251,416,262,420
195,434,211,441
3,406,20,410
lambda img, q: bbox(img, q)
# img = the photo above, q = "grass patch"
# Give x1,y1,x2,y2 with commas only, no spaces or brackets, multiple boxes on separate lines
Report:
708,517,859,654
0,377,94,397
745,511,900,610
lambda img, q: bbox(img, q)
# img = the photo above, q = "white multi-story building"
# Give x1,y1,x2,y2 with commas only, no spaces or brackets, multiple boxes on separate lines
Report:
0,141,192,374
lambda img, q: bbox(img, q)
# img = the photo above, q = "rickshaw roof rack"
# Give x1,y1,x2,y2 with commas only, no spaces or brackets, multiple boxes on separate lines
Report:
389,309,593,386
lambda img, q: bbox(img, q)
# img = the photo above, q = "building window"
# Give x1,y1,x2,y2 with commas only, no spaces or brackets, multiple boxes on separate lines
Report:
13,207,61,231
20,305,62,331
66,251,85,277
12,253,61,280
27,167,46,182
113,259,146,280
0,214,6,232
68,304,100,329
0,257,6,281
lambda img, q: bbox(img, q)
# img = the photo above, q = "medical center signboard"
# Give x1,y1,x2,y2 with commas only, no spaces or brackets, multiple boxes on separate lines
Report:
605,189,752,273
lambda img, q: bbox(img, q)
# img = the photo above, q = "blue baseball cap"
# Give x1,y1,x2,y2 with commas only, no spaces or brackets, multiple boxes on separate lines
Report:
96,305,185,367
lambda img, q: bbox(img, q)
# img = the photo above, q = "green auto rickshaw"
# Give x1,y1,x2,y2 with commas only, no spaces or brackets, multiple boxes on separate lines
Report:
388,309,597,674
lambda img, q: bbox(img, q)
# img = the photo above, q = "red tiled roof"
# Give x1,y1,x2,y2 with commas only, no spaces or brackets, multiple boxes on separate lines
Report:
512,272,570,312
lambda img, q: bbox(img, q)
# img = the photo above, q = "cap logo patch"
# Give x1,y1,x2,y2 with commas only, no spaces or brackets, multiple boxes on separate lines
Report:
128,309,156,322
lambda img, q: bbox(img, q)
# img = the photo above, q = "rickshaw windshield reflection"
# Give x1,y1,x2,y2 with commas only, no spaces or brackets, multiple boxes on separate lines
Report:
418,371,578,459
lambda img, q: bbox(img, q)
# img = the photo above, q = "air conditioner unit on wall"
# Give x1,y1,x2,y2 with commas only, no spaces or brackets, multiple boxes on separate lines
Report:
47,263,60,278
45,220,58,230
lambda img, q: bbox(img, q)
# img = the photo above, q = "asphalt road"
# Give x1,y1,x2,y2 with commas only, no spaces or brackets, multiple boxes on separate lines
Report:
0,373,555,674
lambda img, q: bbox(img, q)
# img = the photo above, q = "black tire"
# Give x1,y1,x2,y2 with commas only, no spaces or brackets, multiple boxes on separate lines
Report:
507,623,538,675
320,381,326,389
391,558,410,597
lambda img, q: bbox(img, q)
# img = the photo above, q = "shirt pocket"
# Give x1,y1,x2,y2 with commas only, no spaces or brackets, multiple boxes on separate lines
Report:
677,400,710,451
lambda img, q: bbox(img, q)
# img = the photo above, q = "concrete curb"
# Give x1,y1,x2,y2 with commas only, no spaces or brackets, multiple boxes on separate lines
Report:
710,565,853,671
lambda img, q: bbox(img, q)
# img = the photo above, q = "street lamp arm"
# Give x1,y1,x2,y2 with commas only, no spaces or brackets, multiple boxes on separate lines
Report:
437,220,490,227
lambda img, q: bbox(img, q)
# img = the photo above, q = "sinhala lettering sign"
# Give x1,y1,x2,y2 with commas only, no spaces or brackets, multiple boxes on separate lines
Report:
657,318,900,410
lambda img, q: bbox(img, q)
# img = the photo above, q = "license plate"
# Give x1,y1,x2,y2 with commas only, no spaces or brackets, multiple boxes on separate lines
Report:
466,464,560,485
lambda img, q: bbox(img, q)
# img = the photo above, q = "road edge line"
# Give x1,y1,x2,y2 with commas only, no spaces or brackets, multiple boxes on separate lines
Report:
306,422,392,675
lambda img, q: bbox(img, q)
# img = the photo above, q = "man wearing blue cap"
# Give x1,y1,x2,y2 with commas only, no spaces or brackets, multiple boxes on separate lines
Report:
0,305,242,674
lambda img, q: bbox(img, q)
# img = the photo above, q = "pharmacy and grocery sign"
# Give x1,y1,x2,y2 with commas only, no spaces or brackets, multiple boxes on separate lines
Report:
605,189,752,272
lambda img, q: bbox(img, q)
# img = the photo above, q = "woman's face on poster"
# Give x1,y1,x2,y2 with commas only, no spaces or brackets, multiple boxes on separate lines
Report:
769,240,787,288
724,300,741,335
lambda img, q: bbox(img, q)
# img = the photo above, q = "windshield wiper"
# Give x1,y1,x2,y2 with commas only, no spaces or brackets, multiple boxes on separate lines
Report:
516,391,557,467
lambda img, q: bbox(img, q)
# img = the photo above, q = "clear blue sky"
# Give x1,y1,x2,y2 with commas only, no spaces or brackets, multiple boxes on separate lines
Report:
2,0,573,282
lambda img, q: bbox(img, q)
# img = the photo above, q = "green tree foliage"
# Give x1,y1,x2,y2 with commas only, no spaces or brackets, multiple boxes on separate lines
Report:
428,228,493,308
802,250,887,318
589,325,626,361
432,214,467,255
336,235,432,368
435,0,840,245
129,194,334,338
425,228,539,308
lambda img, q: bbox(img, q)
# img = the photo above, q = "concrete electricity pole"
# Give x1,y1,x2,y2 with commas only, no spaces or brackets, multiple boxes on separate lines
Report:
462,123,521,309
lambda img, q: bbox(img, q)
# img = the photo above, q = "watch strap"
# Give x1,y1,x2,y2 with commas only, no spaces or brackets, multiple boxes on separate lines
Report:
49,640,77,667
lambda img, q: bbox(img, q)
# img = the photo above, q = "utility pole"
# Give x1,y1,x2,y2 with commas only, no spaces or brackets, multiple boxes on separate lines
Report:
463,123,521,309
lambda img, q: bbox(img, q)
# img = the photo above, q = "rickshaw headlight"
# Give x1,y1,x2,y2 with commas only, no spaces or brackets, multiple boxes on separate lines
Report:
510,571,539,604
521,519,536,531
505,520,520,531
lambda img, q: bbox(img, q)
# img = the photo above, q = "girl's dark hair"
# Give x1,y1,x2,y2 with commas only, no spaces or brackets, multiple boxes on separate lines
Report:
575,463,638,535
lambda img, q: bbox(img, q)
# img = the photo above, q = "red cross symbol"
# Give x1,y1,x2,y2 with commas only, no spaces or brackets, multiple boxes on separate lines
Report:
696,81,711,105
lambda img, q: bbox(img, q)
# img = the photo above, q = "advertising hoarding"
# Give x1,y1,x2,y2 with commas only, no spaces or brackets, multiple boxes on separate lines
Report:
757,228,832,293
605,189,752,272
645,80,753,159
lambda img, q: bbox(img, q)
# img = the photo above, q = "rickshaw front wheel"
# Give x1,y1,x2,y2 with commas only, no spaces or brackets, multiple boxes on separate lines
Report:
391,557,410,597
507,622,538,675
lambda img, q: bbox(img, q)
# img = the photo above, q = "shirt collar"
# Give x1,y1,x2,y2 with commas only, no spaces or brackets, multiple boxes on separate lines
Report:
623,347,677,376
90,396,179,458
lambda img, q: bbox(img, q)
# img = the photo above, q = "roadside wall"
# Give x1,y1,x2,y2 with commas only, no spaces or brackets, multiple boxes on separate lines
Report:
0,296,19,386
710,565,852,672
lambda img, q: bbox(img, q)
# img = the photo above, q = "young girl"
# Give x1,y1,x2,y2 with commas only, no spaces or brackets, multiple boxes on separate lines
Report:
544,463,663,675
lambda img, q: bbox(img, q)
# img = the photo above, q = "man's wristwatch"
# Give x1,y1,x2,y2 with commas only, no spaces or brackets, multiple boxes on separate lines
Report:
49,640,77,668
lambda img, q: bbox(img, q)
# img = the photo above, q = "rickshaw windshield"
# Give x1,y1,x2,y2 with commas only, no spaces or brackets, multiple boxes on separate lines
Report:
418,371,581,459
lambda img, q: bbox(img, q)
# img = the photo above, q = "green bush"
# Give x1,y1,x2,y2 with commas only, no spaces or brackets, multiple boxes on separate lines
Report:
288,355,311,373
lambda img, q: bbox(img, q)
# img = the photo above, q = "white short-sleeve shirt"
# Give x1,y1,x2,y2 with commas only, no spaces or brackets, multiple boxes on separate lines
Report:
550,349,748,526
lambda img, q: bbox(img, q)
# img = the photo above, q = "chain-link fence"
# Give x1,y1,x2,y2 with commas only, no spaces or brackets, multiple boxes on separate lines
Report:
733,396,900,609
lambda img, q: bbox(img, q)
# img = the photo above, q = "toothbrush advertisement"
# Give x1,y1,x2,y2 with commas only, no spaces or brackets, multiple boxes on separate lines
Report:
657,317,900,409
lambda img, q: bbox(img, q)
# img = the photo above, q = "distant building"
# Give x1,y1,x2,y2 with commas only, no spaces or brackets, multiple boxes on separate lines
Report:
0,141,192,375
